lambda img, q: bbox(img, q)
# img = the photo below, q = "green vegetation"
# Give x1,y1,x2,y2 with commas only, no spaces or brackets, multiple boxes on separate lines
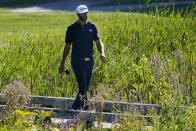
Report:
0,8,9,13
0,8,195,103
0,6,195,130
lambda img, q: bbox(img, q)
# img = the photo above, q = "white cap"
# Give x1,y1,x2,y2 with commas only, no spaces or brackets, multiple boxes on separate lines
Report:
76,5,88,14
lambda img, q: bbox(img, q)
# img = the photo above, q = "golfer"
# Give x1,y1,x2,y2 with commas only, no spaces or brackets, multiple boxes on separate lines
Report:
59,5,106,110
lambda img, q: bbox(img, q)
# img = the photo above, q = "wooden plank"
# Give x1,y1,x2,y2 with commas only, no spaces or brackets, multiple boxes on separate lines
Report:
93,121,120,129
28,107,158,123
103,101,160,114
30,96,161,114
0,105,6,110
0,94,5,105
51,118,75,125
30,95,74,107
0,104,144,129
0,94,160,114
51,118,120,129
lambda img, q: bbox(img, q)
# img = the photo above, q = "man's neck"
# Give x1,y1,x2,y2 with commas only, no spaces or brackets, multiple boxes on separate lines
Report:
78,20,87,25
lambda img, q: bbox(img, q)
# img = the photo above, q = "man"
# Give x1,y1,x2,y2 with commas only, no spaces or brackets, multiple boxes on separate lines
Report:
59,5,106,110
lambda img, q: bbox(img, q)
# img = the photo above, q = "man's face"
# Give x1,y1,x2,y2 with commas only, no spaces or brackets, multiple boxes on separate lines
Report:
77,12,88,22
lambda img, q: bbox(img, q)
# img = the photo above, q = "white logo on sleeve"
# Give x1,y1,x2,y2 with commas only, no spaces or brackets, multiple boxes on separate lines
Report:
89,29,93,32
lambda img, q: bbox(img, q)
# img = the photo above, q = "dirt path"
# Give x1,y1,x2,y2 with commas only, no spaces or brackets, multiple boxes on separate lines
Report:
10,0,195,12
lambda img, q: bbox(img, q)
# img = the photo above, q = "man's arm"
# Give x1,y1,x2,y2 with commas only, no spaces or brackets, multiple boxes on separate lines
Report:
59,43,71,74
95,39,106,63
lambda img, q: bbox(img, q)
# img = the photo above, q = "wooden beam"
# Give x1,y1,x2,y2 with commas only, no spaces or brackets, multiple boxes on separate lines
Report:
0,105,156,124
0,94,5,104
28,107,158,123
50,118,120,129
0,94,160,114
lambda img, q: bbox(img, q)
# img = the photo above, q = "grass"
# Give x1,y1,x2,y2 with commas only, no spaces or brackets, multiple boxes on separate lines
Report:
0,6,195,130
0,8,9,13
0,7,195,103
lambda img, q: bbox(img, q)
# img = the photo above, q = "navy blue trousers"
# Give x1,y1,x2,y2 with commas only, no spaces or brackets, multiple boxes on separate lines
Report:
71,60,94,109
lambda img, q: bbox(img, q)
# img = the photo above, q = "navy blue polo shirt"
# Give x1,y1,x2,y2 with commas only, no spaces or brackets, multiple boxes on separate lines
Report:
65,21,100,63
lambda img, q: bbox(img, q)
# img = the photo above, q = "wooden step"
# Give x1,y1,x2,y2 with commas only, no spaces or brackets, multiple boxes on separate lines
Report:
0,94,160,114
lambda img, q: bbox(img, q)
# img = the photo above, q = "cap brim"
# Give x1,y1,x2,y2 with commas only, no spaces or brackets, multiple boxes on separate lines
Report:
77,10,88,14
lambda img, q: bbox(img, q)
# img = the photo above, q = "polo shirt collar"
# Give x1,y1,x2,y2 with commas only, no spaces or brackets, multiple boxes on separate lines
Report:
76,20,88,26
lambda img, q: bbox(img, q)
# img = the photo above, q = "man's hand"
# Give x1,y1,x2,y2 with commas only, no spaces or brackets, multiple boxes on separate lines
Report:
59,43,71,74
96,39,106,63
100,54,106,63
58,64,64,74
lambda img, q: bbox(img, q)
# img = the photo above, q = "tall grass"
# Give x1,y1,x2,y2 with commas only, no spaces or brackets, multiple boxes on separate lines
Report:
0,7,195,105
0,7,195,130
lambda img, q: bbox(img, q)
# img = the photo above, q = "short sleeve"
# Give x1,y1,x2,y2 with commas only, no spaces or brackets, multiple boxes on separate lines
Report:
92,24,100,41
65,26,72,44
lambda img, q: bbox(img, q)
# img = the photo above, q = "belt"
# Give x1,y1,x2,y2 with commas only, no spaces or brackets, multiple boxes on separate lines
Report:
81,57,92,61
84,57,90,61
72,57,93,62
